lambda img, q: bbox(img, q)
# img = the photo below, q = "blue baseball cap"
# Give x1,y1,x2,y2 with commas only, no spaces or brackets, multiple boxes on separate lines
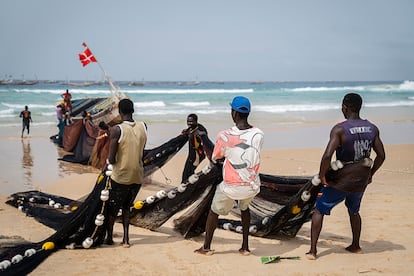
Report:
230,96,251,113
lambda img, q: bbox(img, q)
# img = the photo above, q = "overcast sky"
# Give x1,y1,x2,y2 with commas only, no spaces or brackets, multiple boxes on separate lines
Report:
1,0,413,82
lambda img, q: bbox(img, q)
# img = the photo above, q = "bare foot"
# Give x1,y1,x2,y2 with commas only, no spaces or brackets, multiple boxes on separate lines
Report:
345,245,362,254
239,248,250,256
121,243,130,248
194,247,214,256
305,251,317,260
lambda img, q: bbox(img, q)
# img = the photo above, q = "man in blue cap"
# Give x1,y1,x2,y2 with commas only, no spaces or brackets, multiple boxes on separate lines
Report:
194,96,264,256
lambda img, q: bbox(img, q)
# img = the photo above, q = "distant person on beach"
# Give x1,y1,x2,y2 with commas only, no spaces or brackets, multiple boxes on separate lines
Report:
19,105,33,138
106,98,147,248
64,112,72,126
306,93,385,260
181,113,214,183
61,89,72,113
56,103,63,123
81,110,91,124
194,96,264,256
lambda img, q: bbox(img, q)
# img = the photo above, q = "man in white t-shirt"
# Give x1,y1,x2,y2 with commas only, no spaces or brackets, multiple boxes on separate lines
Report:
194,96,264,256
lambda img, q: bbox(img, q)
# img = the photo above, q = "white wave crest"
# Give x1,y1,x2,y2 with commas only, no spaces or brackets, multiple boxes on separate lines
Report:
399,80,414,90
173,101,210,107
126,89,253,94
135,101,165,108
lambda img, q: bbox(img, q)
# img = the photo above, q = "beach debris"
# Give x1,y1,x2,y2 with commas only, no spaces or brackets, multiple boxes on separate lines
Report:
261,256,300,264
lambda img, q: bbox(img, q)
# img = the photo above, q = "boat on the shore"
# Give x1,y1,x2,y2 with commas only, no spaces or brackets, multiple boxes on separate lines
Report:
51,44,128,152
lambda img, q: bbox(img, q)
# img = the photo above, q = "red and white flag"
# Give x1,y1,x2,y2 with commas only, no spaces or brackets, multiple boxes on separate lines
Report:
78,42,97,67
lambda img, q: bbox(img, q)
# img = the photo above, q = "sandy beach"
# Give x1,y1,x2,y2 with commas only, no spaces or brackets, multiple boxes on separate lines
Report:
1,122,414,275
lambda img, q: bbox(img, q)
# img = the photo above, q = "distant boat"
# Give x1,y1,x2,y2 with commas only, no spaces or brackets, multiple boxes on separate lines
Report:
68,81,95,87
0,79,13,85
128,80,145,87
13,80,39,85
177,80,200,86
12,75,39,85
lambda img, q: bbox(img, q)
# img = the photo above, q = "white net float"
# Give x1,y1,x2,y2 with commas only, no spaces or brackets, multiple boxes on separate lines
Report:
96,214,104,221
223,222,232,230
24,248,36,257
0,260,11,270
301,190,311,202
167,190,177,199
177,183,187,193
363,158,374,167
312,175,321,186
249,225,257,234
11,254,23,264
188,174,199,184
201,163,212,174
335,160,344,169
146,196,156,204
156,190,167,199
100,194,109,201
82,237,93,249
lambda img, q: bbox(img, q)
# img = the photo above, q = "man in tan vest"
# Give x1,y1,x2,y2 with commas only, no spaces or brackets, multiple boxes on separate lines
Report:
106,98,147,248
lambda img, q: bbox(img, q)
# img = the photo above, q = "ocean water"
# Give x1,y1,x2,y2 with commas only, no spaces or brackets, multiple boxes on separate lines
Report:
1,80,413,128
1,80,413,194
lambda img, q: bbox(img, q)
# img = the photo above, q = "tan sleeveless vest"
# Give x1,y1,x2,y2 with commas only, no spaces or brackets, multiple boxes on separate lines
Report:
111,121,147,184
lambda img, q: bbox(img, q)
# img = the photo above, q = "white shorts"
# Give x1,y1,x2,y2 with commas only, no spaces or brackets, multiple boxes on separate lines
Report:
211,185,255,216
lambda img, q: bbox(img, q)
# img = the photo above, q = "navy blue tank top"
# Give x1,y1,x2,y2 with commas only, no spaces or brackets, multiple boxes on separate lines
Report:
336,119,377,162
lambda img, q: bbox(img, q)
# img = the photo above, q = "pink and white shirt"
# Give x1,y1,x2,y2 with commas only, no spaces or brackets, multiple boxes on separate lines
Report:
213,126,264,199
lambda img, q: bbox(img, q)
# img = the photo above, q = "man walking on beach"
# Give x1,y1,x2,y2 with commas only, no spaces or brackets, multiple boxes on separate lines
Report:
306,93,385,260
194,96,264,256
106,98,147,248
19,105,33,138
181,113,214,183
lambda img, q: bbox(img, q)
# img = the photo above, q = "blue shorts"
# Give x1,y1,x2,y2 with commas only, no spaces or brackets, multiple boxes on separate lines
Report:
315,186,364,215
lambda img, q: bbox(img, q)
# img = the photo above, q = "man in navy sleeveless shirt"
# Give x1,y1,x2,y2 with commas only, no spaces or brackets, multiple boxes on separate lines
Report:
306,93,385,260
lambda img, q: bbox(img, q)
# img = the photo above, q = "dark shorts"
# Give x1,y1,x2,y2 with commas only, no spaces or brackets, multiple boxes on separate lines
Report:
107,179,141,217
315,186,364,215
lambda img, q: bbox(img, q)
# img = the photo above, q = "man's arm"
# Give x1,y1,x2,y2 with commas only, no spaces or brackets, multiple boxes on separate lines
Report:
319,125,343,186
107,125,121,164
369,126,385,183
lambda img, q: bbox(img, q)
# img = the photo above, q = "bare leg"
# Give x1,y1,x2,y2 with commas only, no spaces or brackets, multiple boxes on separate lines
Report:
194,210,218,255
203,209,218,249
307,209,324,260
105,215,115,245
239,208,251,255
121,208,131,247
346,212,362,253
